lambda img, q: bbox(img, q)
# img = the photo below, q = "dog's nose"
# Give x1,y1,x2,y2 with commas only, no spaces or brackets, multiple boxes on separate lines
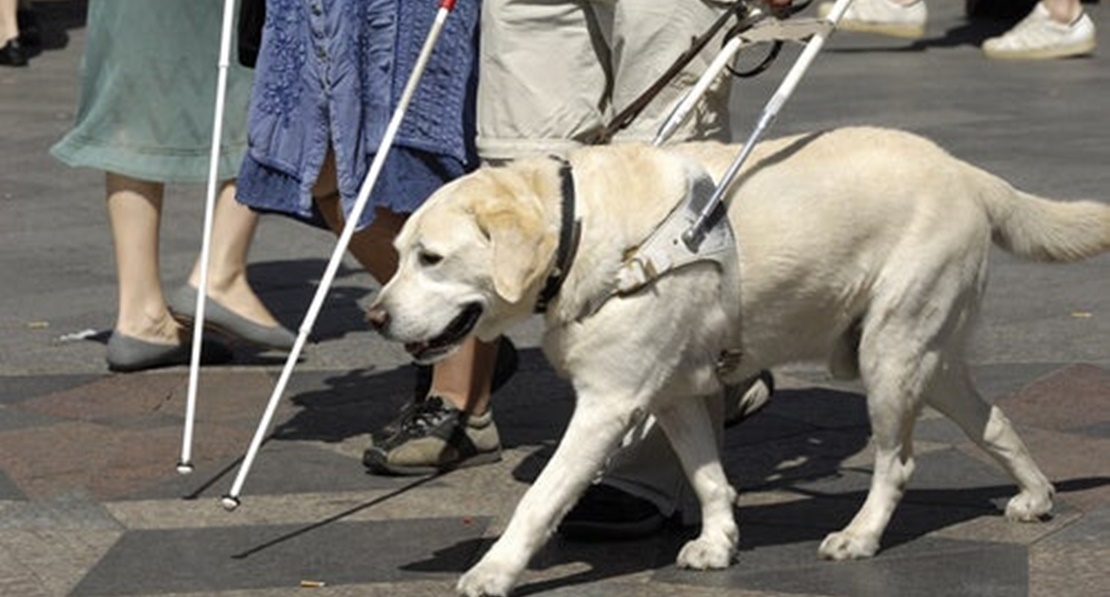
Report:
366,305,390,331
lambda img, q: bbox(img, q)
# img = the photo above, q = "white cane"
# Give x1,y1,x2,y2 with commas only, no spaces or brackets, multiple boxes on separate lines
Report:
682,0,853,247
178,0,239,475
220,0,460,510
618,0,853,292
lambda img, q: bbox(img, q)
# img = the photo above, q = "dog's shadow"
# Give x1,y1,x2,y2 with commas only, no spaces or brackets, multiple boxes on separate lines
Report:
407,384,1110,594
263,356,1110,594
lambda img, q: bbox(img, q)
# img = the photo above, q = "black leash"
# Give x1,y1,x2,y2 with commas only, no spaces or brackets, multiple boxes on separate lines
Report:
588,0,815,145
587,1,754,145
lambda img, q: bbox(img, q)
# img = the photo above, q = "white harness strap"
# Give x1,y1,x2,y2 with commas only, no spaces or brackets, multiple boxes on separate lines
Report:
614,167,744,374
616,169,741,311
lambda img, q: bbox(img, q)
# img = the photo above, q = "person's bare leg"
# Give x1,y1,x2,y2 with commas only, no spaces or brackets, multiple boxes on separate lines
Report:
185,180,280,327
430,336,499,415
0,0,19,44
312,152,499,414
106,172,183,345
1041,0,1082,23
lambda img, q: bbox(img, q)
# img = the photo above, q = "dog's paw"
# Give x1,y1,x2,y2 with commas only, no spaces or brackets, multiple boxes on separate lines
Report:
676,537,736,570
1004,489,1053,522
457,561,516,597
818,531,879,560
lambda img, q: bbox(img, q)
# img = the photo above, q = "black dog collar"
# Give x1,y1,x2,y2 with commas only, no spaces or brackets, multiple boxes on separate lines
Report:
534,157,582,314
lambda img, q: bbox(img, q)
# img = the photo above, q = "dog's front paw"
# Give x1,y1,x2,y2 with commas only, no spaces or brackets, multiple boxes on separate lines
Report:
1004,489,1053,522
457,560,517,597
676,537,736,570
818,531,879,560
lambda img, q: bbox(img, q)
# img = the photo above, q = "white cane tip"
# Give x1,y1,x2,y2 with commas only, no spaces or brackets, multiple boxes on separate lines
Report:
176,462,194,475
220,495,241,511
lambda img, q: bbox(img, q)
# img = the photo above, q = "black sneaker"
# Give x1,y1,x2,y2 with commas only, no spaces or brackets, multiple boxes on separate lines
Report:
371,336,519,444
362,396,501,476
723,369,775,428
558,483,667,541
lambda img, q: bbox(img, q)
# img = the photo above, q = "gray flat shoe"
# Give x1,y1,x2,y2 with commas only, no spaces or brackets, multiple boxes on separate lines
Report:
167,286,296,351
106,331,233,373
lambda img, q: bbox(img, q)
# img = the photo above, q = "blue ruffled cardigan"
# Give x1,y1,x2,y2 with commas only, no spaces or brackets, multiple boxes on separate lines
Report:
237,0,479,228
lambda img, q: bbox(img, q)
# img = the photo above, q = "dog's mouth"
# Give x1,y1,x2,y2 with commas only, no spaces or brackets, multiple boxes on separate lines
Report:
404,302,483,363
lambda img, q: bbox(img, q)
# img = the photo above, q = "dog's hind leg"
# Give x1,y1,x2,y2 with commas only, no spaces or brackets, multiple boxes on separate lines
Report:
818,320,931,560
924,360,1055,522
457,397,638,597
654,396,739,569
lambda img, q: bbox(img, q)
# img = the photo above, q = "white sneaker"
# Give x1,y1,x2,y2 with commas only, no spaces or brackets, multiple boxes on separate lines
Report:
818,0,928,40
982,3,1096,60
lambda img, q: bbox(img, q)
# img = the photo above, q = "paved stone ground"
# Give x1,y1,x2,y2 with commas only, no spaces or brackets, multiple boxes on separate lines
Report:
1,1,1109,596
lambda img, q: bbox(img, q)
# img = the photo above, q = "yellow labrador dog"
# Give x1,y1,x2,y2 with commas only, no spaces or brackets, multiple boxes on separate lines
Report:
367,127,1110,596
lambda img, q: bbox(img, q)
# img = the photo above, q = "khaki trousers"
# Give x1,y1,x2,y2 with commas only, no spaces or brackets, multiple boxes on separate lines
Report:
477,0,735,162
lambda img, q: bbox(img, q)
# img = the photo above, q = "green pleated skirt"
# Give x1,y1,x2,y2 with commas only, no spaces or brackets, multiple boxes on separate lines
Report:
51,0,254,183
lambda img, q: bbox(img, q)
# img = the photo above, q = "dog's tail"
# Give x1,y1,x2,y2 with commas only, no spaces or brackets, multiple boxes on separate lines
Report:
982,179,1110,263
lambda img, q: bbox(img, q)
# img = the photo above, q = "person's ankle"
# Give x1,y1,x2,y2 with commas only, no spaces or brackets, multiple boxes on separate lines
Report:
186,276,280,327
429,391,487,416
1044,2,1082,25
116,311,184,344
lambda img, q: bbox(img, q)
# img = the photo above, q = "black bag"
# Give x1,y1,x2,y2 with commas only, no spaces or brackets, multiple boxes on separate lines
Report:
238,0,265,68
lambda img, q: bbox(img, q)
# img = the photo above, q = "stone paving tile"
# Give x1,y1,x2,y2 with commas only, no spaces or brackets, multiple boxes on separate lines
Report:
0,528,122,597
1028,506,1110,597
998,364,1110,436
0,374,102,405
657,535,1028,597
70,517,490,596
0,470,26,501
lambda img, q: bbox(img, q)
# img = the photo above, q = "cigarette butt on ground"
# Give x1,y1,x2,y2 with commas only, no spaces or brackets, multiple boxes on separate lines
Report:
299,580,327,588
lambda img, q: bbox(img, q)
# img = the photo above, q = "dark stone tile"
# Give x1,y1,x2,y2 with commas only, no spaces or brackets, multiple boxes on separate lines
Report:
123,439,417,501
71,517,490,596
0,403,63,432
0,374,103,405
16,372,190,424
735,488,1003,549
0,490,121,530
902,448,1015,505
914,416,971,445
1076,421,1110,438
509,533,688,595
656,532,1027,597
0,467,26,501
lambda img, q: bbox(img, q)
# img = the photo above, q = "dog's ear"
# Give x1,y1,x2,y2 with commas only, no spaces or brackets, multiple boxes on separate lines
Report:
476,202,554,305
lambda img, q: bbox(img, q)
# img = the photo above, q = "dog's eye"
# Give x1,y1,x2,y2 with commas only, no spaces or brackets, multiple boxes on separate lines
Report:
418,251,443,267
